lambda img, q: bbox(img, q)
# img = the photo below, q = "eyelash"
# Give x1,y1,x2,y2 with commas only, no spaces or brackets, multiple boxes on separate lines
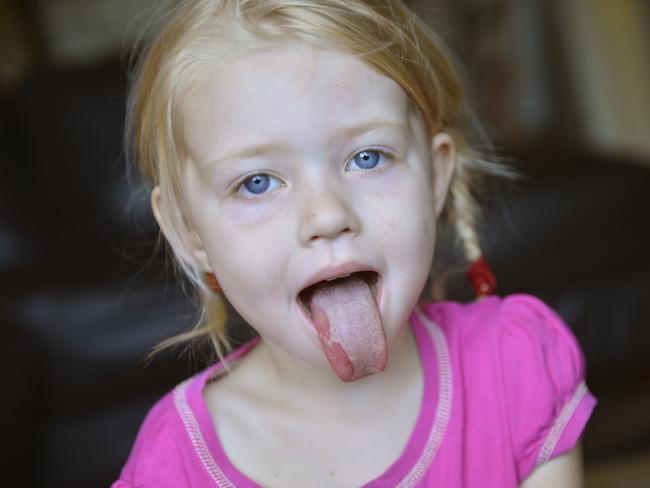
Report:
234,148,395,199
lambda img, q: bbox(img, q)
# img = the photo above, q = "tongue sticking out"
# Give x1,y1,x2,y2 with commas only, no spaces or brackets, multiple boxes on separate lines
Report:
307,274,387,382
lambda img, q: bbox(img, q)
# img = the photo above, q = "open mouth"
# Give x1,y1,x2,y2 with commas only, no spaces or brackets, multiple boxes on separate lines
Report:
298,271,380,318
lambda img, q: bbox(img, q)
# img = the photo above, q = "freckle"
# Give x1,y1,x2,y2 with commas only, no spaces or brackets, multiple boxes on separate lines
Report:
329,471,335,477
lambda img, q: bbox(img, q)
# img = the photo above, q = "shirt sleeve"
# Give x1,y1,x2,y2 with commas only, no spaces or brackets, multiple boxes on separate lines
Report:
497,294,597,482
114,391,191,487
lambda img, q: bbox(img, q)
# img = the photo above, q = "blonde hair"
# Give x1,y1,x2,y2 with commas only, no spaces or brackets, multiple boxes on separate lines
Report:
126,0,508,359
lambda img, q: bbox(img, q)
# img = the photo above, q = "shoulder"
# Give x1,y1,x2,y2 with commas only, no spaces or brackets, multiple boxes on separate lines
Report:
494,295,595,482
419,294,596,482
419,294,588,398
114,371,210,487
114,390,185,486
420,293,580,358
495,294,587,392
114,339,261,486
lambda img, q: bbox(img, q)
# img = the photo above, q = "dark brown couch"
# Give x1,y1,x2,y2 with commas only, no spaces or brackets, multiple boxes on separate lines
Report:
2,60,649,487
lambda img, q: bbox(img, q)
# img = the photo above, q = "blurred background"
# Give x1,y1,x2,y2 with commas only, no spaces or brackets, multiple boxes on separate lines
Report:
1,0,649,486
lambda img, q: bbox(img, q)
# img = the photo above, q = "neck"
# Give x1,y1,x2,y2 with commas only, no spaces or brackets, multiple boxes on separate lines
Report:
254,321,421,414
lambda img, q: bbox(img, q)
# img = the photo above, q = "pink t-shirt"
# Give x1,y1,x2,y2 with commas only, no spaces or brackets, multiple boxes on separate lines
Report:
113,294,596,487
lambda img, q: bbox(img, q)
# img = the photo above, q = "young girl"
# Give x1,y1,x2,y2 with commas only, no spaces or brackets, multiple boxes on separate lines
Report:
114,1,596,486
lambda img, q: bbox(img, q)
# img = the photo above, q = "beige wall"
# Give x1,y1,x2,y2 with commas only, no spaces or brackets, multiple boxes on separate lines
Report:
9,0,650,164
556,0,650,163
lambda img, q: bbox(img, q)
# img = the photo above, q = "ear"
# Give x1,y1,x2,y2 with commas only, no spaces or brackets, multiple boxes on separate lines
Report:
151,186,214,273
430,132,456,218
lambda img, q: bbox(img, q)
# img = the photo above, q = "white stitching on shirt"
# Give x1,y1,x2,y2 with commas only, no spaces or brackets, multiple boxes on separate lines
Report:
535,380,587,467
174,379,235,487
173,309,451,488
396,308,453,487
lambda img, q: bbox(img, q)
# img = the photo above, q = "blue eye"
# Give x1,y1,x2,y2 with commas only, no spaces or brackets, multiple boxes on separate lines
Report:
237,173,280,197
348,150,391,171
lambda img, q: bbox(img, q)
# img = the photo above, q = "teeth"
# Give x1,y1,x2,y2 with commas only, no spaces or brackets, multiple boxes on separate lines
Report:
325,272,351,281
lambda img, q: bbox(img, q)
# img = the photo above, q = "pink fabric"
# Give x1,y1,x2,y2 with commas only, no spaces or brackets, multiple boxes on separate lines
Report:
113,294,596,487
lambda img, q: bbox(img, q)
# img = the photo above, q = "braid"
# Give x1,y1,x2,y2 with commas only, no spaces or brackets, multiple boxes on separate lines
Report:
442,148,503,298
202,292,230,363
448,152,483,263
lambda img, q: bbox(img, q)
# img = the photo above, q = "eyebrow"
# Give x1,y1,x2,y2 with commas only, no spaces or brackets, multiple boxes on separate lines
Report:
206,119,406,168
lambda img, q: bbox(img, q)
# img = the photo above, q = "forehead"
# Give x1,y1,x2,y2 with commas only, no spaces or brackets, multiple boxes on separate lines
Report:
180,43,414,163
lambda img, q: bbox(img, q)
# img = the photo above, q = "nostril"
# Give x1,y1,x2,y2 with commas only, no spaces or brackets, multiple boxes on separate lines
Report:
309,227,352,243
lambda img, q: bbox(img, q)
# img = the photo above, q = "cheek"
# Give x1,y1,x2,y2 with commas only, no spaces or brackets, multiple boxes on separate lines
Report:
182,165,294,319
220,196,287,227
198,209,292,297
368,170,436,244
376,173,437,283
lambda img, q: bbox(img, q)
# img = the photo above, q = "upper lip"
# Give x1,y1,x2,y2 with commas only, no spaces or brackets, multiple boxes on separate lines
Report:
298,261,379,295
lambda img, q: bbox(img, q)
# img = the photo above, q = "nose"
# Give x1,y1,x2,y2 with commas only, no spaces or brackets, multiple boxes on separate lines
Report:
298,185,361,246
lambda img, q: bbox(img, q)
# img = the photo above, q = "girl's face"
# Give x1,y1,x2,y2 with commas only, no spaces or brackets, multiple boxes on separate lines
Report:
159,43,454,379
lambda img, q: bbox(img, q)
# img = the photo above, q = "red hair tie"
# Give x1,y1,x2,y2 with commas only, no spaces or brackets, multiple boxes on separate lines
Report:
466,256,496,297
204,272,222,294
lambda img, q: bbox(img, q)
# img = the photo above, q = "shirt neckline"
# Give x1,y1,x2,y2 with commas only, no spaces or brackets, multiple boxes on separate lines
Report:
176,305,451,487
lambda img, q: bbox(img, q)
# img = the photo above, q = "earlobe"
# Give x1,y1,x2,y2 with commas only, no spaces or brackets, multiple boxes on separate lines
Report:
150,186,214,273
430,132,456,217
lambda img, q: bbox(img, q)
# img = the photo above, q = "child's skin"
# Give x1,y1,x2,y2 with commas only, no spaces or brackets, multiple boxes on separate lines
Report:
152,41,583,487
152,42,454,485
